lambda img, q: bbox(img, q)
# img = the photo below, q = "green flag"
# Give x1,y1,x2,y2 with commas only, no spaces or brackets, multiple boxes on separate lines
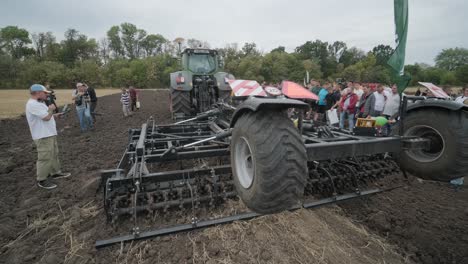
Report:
387,0,411,94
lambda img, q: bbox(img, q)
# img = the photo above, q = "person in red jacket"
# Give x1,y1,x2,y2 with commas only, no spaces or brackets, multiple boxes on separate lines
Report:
128,86,139,112
336,87,359,132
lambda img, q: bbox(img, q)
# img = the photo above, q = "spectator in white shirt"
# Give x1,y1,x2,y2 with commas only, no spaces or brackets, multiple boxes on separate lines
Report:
383,85,401,118
455,87,468,105
353,82,364,100
382,85,401,135
26,84,71,190
363,84,386,118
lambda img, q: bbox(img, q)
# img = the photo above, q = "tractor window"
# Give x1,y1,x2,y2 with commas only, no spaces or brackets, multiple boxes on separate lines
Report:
188,54,216,73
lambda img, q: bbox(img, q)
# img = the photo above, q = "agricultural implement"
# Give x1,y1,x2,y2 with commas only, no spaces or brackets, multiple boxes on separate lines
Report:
96,80,468,248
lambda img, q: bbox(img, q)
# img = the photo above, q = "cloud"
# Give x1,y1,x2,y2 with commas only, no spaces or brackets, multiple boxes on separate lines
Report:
1,0,467,64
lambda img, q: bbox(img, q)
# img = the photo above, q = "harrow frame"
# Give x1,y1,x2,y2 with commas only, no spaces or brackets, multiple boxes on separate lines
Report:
96,97,429,249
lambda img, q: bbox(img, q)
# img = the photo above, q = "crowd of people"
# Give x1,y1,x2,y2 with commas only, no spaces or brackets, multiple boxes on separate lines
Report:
305,80,401,133
25,83,141,190
305,80,468,133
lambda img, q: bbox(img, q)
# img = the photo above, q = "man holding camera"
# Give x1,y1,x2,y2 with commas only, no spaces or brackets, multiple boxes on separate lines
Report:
26,84,71,190
72,82,93,132
81,83,98,121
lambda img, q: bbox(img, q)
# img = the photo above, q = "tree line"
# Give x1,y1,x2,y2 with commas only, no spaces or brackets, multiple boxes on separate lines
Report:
1,23,467,89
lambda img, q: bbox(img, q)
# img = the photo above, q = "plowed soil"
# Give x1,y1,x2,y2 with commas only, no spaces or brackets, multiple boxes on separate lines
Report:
0,90,467,264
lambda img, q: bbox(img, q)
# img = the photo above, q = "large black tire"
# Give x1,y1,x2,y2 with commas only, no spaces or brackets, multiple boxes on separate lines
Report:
170,90,191,117
398,108,468,182
230,110,308,213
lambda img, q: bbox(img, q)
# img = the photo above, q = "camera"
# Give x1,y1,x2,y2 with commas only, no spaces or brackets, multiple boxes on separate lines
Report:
45,91,59,113
75,91,90,106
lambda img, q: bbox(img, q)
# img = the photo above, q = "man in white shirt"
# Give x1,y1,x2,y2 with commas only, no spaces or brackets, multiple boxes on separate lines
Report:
455,87,468,105
363,84,386,117
383,85,401,117
26,84,71,190
353,82,364,99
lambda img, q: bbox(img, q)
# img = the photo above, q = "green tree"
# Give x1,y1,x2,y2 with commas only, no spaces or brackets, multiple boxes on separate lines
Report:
302,59,323,80
328,41,347,62
103,59,130,87
371,44,394,66
241,42,260,57
0,54,20,88
435,48,468,71
455,64,468,84
342,64,362,82
60,29,98,66
71,60,103,86
140,34,167,57
31,32,60,61
99,38,110,65
270,46,286,53
339,47,365,67
261,52,290,82
120,23,147,59
440,71,457,85
424,67,446,84
0,26,34,59
363,65,391,84
107,26,125,58
295,40,328,62
19,60,70,88
341,53,391,83
295,40,340,77
218,43,242,72
405,64,425,86
236,55,264,81
115,67,133,87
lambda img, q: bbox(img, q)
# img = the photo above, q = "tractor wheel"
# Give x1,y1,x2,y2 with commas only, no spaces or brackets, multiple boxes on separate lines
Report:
170,90,191,117
397,108,468,182
230,110,308,213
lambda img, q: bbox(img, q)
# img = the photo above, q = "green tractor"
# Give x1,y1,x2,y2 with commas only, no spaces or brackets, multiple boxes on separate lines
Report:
170,48,234,119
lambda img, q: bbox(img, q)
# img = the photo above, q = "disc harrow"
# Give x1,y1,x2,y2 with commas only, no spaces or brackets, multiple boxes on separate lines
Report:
106,154,401,221
96,96,431,249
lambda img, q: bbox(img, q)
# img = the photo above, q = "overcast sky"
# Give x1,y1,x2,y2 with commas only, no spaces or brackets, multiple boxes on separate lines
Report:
1,0,467,64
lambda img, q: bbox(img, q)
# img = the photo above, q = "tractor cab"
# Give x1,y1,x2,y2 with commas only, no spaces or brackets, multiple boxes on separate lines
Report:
182,48,219,75
170,48,234,119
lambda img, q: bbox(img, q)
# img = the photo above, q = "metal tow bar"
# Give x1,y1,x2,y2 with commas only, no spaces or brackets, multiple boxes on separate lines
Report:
95,186,401,249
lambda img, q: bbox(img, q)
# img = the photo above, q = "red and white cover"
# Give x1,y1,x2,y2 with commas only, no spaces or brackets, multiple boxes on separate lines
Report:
418,82,450,98
281,81,318,100
228,80,267,97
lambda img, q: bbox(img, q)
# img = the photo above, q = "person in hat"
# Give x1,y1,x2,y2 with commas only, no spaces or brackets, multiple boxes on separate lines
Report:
83,83,98,122
26,84,71,190
72,82,93,132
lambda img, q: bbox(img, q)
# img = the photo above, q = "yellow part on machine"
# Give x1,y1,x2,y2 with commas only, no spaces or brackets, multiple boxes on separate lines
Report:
356,118,376,128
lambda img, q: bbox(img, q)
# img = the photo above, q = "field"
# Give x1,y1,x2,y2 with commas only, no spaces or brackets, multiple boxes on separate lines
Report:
0,90,467,264
0,89,121,119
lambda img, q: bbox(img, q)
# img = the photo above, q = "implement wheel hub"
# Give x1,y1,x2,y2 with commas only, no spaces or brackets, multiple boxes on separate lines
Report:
235,137,255,189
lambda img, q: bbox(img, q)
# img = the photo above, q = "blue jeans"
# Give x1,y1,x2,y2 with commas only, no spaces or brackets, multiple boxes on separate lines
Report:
382,115,392,136
339,111,355,132
76,106,93,132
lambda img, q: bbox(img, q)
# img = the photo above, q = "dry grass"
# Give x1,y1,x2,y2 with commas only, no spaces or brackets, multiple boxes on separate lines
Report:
0,89,121,119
